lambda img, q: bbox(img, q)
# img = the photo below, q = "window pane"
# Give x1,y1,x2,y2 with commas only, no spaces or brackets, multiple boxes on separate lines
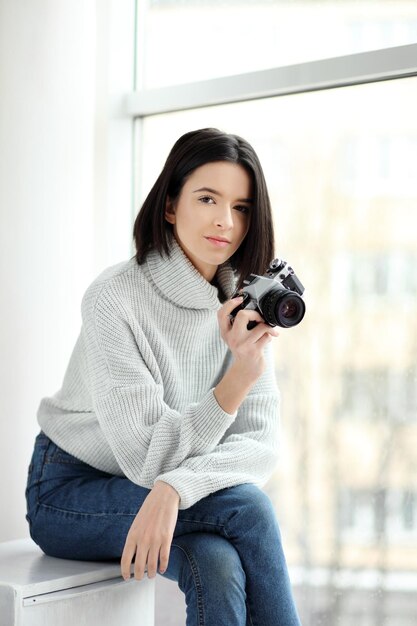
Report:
137,76,417,624
139,1,417,88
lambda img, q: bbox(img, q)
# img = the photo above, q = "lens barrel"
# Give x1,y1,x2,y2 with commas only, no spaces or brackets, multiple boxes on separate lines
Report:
262,287,306,328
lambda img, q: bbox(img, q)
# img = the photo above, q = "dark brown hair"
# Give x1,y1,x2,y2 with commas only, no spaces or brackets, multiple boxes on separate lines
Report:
132,127,275,289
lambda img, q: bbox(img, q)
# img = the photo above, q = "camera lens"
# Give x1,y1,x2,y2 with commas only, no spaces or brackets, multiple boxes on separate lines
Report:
262,287,305,328
276,294,305,327
280,300,297,319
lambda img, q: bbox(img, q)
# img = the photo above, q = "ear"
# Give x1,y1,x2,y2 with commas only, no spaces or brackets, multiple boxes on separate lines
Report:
165,197,176,224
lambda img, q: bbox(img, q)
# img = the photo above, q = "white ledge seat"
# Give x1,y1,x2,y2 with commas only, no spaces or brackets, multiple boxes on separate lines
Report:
0,538,155,626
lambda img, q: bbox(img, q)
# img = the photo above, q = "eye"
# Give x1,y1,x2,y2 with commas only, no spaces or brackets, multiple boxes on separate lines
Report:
234,205,250,214
198,195,215,204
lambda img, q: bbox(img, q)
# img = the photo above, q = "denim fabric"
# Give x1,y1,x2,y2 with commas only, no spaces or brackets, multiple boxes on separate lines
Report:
25,431,301,626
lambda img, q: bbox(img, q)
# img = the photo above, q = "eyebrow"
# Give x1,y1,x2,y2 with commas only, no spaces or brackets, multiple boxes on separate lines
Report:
192,187,253,203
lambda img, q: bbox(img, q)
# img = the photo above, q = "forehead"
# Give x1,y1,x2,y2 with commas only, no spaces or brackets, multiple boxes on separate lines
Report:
184,161,252,195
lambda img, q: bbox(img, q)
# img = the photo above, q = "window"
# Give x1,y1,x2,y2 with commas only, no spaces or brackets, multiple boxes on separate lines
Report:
339,488,417,542
339,135,417,197
350,254,389,298
138,0,417,88
134,75,417,626
132,4,417,623
340,368,417,422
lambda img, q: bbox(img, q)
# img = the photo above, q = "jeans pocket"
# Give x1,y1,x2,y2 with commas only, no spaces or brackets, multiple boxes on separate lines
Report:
46,443,88,466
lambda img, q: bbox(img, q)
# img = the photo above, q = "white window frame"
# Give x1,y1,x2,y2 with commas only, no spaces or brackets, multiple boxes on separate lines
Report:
126,42,417,116
125,40,417,235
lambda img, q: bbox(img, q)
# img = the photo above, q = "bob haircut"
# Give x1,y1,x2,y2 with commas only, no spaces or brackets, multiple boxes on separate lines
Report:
132,127,275,290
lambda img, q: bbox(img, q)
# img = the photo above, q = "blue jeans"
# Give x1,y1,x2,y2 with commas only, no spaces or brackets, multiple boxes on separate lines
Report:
25,431,301,626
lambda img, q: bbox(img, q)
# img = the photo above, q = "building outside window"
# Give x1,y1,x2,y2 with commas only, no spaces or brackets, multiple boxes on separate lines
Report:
339,488,417,543
341,367,417,423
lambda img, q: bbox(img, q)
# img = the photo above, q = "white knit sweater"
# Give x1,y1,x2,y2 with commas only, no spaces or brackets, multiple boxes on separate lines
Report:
37,233,281,509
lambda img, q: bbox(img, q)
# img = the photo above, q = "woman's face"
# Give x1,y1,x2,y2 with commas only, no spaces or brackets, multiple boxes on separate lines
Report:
165,161,252,282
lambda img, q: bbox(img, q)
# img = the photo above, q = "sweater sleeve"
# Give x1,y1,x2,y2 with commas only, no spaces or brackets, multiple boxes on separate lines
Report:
81,283,238,487
154,341,281,509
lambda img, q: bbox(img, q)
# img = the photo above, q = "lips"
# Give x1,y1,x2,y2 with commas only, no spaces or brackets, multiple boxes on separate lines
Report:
205,236,230,243
205,237,231,249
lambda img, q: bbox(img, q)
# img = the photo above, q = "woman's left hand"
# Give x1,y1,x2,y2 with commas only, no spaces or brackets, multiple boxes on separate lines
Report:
121,481,180,580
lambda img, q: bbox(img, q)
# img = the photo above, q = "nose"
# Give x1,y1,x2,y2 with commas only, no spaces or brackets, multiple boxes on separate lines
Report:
214,204,234,229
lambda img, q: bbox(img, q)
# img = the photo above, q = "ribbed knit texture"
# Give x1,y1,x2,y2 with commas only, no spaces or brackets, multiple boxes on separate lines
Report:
37,232,281,509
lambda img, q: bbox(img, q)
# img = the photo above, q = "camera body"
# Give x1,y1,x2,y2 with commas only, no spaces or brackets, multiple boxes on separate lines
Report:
229,258,306,329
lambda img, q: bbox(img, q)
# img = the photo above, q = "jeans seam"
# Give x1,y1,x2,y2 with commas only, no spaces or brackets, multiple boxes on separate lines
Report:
38,502,138,517
246,598,255,626
27,440,54,519
44,458,86,466
171,541,205,626
182,524,256,626
37,440,55,489
180,518,229,533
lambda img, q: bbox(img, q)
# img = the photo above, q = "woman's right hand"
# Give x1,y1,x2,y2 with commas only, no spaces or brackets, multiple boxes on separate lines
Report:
217,296,279,379
120,481,179,581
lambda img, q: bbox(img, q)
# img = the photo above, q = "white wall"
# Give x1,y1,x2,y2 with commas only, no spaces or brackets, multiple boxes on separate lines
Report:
0,0,135,541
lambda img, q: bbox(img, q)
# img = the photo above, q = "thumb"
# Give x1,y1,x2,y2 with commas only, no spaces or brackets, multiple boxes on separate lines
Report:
218,296,244,317
217,295,244,334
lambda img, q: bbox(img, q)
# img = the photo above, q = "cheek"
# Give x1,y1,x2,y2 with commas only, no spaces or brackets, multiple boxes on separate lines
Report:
175,209,192,229
180,205,198,224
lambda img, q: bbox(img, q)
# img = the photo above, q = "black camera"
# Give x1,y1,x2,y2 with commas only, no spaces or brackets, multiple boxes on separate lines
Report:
229,258,306,329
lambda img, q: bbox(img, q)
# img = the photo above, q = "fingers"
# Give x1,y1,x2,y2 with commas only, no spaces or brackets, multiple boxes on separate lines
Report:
134,544,150,581
252,325,279,344
145,546,160,579
120,486,178,583
218,297,265,333
218,297,280,352
223,295,244,313
121,537,172,581
121,536,136,580
233,310,279,342
233,308,266,333
158,542,171,574
258,332,274,347
217,296,244,334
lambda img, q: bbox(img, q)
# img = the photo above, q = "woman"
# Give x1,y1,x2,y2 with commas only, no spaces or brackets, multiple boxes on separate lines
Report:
25,128,301,625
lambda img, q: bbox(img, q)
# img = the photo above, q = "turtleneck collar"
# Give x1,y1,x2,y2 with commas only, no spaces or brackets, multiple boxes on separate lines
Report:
145,232,237,310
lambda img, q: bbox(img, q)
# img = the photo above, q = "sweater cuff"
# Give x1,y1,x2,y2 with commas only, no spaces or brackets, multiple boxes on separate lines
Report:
154,466,218,510
190,388,237,445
